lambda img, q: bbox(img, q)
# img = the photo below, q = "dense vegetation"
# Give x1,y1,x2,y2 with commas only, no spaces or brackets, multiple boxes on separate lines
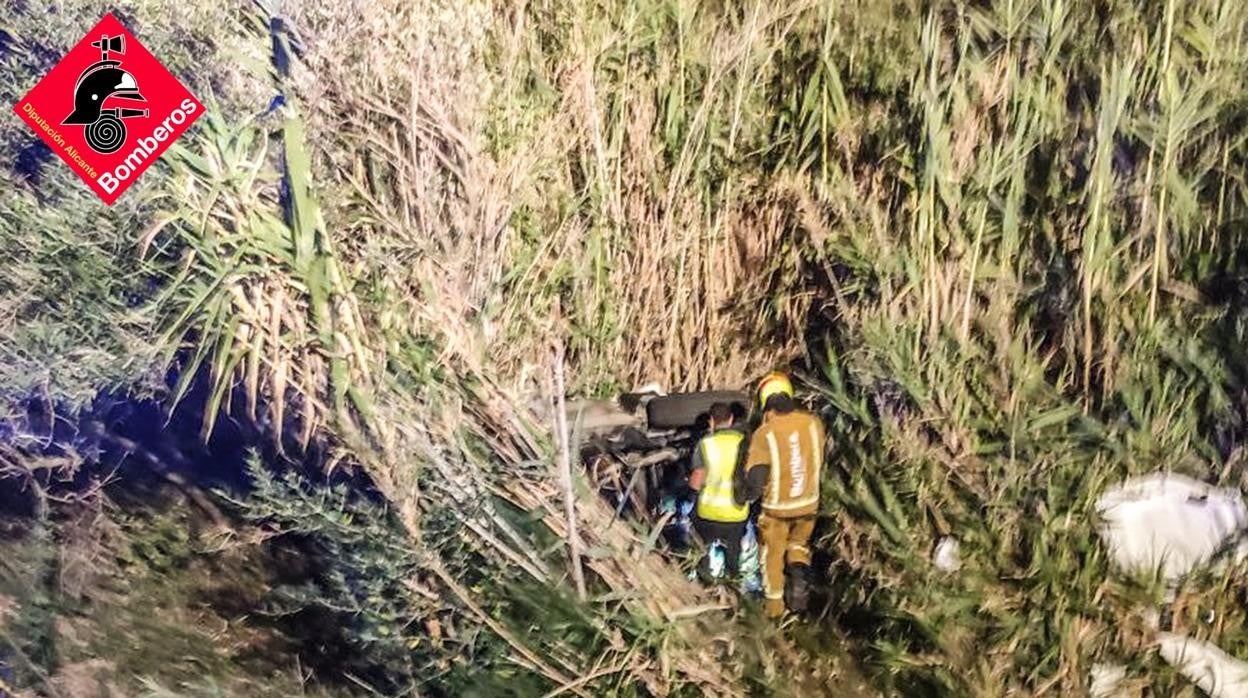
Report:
3,0,1248,695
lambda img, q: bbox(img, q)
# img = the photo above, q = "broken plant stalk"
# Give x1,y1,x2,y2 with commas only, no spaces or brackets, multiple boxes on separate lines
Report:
553,339,588,601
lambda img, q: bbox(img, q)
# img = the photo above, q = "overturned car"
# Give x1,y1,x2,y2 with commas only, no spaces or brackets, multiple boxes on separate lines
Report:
570,388,750,511
567,388,762,587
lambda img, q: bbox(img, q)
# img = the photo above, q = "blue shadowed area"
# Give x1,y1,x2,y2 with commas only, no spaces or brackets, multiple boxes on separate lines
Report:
269,17,291,77
264,94,285,116
0,658,15,698
111,9,139,36
0,354,384,520
13,140,54,185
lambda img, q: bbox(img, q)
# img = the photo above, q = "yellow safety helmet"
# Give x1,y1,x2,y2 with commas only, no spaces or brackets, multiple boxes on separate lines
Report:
757,371,794,409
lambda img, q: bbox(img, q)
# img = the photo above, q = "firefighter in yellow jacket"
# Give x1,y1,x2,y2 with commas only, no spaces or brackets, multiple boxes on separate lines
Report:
688,402,748,581
739,372,825,617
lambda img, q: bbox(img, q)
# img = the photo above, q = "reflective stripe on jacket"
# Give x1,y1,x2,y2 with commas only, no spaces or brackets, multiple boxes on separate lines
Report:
746,410,825,518
695,430,749,523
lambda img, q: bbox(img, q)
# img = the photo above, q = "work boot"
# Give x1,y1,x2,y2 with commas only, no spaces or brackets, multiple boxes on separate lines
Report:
785,563,812,614
696,556,723,585
695,542,728,584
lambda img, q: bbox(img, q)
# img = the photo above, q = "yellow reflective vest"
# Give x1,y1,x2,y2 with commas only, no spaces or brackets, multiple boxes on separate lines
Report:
695,430,749,523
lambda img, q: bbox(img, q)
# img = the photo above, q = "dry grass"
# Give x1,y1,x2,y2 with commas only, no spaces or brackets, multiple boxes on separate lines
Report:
179,4,815,687
9,0,1248,693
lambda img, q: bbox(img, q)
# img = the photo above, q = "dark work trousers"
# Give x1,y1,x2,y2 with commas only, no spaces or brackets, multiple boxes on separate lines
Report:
693,516,747,580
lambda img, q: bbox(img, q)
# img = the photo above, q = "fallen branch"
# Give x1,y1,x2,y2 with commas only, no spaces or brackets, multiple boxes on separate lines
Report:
541,652,637,698
428,559,590,697
665,603,733,621
551,340,587,601
625,448,682,468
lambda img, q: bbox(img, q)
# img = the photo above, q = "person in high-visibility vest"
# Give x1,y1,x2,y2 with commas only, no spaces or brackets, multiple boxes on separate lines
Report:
688,402,749,581
740,371,826,618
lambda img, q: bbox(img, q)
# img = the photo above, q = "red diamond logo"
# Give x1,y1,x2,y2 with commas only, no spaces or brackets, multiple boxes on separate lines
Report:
12,12,204,205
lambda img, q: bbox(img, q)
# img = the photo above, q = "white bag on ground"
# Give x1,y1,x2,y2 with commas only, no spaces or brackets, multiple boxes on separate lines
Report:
1088,663,1127,698
933,536,961,572
1158,632,1248,698
1096,473,1248,581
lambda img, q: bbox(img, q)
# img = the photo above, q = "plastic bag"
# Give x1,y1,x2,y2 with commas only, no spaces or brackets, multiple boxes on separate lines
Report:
1158,632,1248,698
1096,473,1248,581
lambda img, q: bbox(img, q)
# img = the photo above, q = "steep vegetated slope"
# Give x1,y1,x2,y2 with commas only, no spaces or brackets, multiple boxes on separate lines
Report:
3,0,1248,695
